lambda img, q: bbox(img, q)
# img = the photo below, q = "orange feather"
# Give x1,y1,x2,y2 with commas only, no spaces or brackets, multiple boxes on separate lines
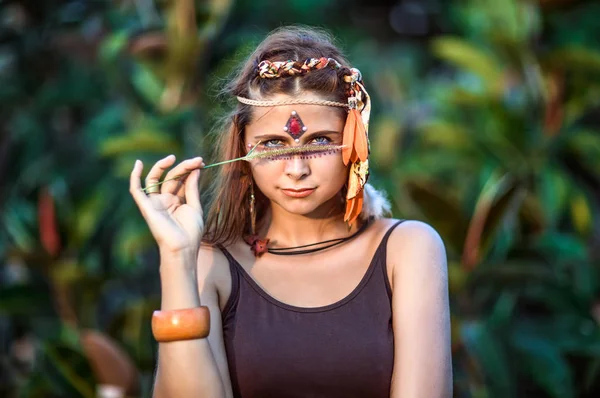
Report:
344,191,364,226
350,110,360,163
344,197,355,223
353,113,368,162
351,191,364,224
342,110,356,165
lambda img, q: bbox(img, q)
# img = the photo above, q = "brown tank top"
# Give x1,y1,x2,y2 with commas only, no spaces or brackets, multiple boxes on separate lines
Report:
219,220,405,398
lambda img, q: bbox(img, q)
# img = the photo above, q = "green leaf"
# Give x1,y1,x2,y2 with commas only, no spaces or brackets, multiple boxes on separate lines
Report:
539,168,570,229
469,261,556,287
0,284,55,315
459,0,540,44
543,47,600,76
370,116,403,169
71,191,109,246
403,180,469,252
431,37,503,93
534,233,587,264
41,342,96,398
570,192,593,236
99,130,180,157
2,200,38,252
99,32,129,64
461,321,516,397
514,317,600,357
131,63,165,106
114,217,155,269
418,120,471,149
109,299,157,365
488,292,517,329
533,232,597,301
463,172,524,266
511,329,575,398
479,184,524,261
566,129,600,174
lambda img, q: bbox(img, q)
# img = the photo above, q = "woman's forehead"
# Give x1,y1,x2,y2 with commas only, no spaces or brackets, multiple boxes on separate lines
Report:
246,96,345,135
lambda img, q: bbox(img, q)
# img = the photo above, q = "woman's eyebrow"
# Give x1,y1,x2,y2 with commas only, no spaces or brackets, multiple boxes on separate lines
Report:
254,133,287,140
305,130,341,138
254,130,341,140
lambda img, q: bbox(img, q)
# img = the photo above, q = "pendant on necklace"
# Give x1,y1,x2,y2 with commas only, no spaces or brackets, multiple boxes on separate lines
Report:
244,234,270,257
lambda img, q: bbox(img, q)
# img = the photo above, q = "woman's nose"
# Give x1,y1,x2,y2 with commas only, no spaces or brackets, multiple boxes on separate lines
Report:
284,155,311,180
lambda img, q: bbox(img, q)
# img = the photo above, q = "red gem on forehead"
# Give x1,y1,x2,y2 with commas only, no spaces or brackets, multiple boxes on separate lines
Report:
289,118,301,134
284,111,306,139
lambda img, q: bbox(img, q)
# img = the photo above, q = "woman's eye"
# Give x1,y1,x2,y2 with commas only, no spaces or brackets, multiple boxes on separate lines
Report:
263,139,284,147
311,136,332,145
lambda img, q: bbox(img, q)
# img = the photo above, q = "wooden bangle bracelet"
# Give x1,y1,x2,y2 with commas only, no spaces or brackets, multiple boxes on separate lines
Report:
151,306,210,342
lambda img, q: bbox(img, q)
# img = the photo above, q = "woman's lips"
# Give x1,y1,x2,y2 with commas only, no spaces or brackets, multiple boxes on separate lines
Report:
281,188,316,198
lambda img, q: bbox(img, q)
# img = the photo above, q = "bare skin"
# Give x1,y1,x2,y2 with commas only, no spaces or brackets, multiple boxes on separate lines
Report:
130,93,452,398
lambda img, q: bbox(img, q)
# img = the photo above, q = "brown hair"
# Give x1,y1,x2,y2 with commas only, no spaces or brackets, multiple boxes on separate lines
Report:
203,26,354,246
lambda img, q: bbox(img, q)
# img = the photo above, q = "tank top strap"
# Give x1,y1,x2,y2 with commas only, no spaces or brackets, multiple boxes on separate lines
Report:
373,219,407,297
379,219,407,253
216,245,242,318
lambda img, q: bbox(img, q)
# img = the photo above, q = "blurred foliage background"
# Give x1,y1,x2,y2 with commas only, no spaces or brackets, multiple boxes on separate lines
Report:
1,0,600,397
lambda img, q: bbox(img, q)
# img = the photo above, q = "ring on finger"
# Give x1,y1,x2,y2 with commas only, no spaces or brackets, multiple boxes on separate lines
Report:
145,184,161,194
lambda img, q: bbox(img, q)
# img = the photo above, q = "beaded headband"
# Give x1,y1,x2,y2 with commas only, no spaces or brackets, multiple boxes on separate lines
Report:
237,57,371,226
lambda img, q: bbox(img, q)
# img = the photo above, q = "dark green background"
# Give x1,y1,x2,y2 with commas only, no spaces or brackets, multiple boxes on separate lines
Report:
1,0,600,396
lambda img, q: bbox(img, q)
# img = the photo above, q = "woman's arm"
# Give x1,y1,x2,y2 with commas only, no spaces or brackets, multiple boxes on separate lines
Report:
129,156,233,397
152,246,233,398
153,248,232,398
389,220,453,398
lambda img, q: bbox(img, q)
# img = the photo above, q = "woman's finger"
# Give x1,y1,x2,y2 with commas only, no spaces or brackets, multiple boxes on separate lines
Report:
185,169,202,213
161,157,204,195
130,160,154,214
145,155,177,191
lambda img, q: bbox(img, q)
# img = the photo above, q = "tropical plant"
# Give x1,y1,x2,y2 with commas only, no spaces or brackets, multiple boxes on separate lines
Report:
1,0,600,397
367,0,600,396
0,0,232,396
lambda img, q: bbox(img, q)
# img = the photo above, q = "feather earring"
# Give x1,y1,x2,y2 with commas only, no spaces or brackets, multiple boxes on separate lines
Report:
342,108,368,164
342,109,356,165
342,71,371,226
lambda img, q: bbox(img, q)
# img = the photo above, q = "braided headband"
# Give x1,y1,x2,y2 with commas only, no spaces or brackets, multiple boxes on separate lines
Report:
237,57,371,226
258,57,342,78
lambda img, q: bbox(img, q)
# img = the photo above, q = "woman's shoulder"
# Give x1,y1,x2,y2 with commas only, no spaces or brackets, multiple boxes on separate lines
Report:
380,218,446,270
198,243,230,267
374,218,445,252
197,244,232,285
197,243,238,310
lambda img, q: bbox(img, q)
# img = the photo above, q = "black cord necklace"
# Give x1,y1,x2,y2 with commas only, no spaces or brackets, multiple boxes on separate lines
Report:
267,218,372,256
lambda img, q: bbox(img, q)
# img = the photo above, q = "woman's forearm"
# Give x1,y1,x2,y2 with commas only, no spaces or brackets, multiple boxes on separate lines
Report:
153,250,226,398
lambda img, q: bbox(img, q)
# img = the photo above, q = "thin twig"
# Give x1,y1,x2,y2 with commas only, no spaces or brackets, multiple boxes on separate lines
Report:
142,142,261,193
141,142,344,193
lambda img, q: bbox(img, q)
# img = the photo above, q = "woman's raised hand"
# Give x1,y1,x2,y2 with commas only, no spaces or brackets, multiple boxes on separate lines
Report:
130,155,205,255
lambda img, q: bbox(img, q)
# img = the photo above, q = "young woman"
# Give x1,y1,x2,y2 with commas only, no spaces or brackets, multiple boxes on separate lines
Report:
130,27,452,398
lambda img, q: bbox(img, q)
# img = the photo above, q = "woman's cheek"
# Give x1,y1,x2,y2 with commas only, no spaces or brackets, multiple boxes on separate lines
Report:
313,155,347,179
250,161,283,197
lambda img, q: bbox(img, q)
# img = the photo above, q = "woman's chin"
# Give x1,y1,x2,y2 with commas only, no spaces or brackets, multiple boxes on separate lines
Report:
278,199,340,218
280,202,320,216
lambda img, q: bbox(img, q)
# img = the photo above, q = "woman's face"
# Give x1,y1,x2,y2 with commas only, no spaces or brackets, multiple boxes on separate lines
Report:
244,92,348,218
